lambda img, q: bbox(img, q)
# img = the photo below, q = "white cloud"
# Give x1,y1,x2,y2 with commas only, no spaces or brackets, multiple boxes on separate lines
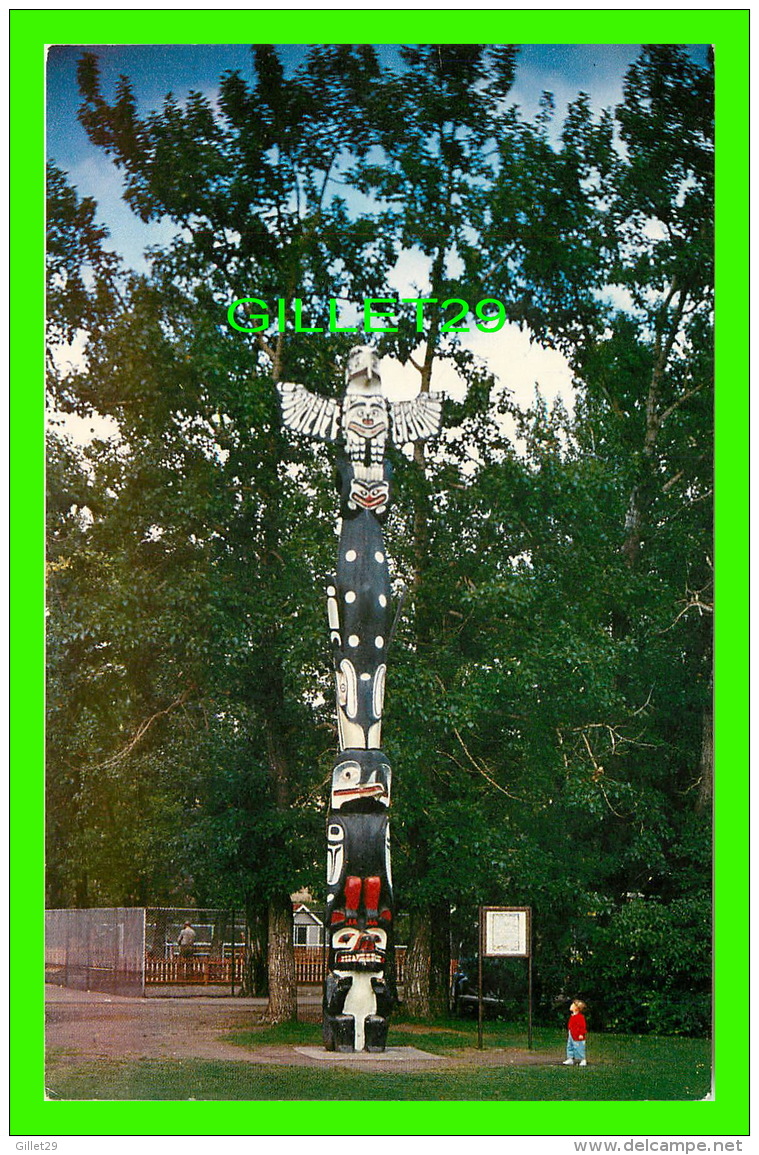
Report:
463,324,573,412
47,409,120,446
385,248,574,410
379,318,573,415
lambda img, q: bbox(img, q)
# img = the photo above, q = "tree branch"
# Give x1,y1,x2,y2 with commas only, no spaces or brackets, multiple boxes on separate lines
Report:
660,585,714,632
256,332,277,367
658,385,702,428
449,726,525,801
97,685,195,769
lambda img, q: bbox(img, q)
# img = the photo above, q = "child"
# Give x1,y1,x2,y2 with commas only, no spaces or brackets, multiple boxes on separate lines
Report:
562,999,588,1066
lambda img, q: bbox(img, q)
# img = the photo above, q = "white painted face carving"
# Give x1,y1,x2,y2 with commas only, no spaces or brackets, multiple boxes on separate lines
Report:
348,477,389,513
343,395,388,440
332,927,387,969
337,659,358,717
337,713,367,750
332,760,361,794
336,669,348,705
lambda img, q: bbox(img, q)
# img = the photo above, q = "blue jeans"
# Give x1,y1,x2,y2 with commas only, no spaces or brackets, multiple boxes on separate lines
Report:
566,1032,586,1062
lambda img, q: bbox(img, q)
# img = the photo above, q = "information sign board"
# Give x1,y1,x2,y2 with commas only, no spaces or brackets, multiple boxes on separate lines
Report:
481,905,531,958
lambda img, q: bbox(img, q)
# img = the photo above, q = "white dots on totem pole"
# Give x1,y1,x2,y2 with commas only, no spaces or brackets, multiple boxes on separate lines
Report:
327,585,336,597
345,550,357,562
375,551,385,563
348,635,360,647
345,591,356,603
348,501,357,511
378,594,387,607
375,636,384,649
360,673,371,681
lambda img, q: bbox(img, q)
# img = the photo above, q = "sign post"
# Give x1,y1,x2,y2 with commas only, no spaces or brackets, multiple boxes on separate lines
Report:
478,905,533,1050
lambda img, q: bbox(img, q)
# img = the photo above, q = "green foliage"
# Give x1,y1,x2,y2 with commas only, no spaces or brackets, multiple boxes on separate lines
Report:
580,895,711,1036
46,161,123,369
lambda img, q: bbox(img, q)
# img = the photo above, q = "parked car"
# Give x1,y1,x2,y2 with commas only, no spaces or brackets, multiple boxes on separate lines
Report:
451,961,508,1019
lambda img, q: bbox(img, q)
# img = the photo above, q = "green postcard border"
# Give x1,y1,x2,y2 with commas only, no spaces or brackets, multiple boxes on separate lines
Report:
11,6,749,1138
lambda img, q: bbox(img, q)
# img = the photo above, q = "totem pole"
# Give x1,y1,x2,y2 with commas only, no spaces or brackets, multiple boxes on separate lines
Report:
278,346,442,1051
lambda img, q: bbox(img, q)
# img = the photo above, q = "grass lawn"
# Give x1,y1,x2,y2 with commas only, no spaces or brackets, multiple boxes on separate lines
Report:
45,1017,711,1101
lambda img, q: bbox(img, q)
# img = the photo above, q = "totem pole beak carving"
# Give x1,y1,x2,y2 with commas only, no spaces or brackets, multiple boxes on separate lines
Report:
333,783,386,801
330,757,391,809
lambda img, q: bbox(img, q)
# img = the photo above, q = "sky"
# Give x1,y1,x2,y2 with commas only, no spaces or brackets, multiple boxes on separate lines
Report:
46,42,710,427
47,43,673,273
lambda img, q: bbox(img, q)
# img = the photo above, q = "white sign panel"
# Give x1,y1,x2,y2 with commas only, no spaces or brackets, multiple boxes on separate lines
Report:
483,908,529,957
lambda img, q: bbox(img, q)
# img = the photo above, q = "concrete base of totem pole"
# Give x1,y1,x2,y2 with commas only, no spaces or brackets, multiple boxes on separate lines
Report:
295,1045,442,1063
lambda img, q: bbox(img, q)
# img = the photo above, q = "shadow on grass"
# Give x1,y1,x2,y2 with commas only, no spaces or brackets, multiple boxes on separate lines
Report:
223,1015,549,1054
45,1050,712,1102
46,1015,712,1101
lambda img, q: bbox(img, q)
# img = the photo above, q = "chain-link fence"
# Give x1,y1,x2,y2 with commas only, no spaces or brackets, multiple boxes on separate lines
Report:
45,907,249,996
46,905,413,996
45,907,146,996
145,908,248,990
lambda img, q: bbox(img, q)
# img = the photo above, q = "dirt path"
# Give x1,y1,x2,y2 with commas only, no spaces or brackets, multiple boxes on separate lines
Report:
45,985,551,1070
47,985,294,1065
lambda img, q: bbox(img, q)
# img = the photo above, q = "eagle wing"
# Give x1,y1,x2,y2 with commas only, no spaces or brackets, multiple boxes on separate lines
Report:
390,392,443,446
277,381,341,441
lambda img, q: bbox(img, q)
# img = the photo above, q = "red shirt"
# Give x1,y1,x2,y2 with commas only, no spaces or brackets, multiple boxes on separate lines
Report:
568,1012,587,1040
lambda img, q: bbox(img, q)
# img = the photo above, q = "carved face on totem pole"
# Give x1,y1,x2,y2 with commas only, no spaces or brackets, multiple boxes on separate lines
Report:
277,346,443,476
341,346,388,479
324,814,394,1053
276,347,442,1053
331,926,387,971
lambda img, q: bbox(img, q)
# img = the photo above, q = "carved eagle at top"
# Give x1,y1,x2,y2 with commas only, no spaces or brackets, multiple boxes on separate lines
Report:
277,346,443,476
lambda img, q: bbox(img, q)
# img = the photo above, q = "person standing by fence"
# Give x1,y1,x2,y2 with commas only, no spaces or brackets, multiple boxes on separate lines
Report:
177,922,196,979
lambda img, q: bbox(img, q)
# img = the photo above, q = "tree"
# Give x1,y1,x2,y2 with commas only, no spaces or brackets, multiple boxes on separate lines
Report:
469,44,714,1031
54,46,407,1018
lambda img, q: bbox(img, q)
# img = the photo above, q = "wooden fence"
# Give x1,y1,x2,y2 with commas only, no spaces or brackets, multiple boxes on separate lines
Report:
145,946,408,985
145,956,246,984
289,948,412,984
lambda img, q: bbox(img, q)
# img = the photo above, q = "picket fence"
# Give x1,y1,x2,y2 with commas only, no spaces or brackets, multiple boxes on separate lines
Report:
144,946,408,985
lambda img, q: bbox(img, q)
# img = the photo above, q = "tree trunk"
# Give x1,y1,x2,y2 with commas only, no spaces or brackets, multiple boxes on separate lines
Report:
45,864,64,911
696,669,714,812
74,872,88,907
430,901,452,1017
265,891,298,1022
403,908,432,1017
254,649,298,1015
403,902,451,1018
240,902,269,996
